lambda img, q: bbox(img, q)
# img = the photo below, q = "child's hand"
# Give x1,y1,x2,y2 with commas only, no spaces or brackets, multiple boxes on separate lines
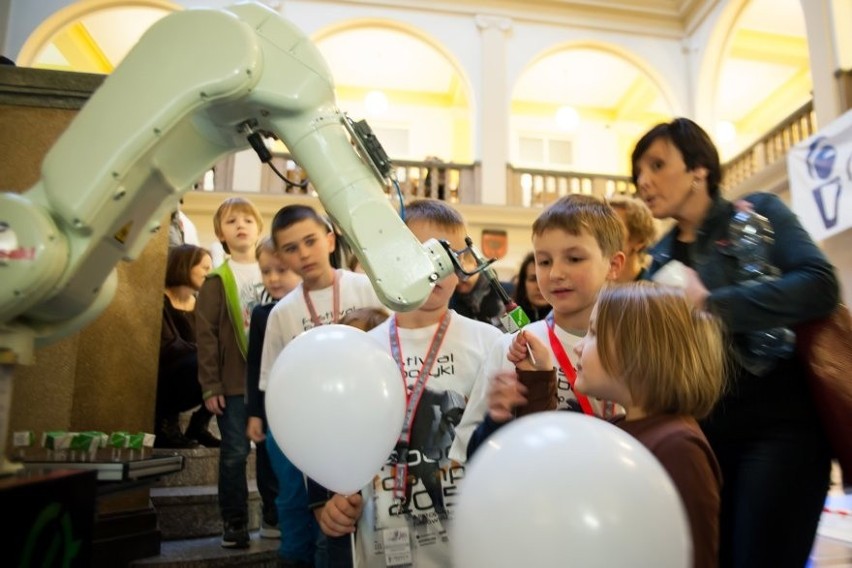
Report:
205,395,226,416
487,371,527,423
316,493,364,537
246,417,265,442
507,331,552,371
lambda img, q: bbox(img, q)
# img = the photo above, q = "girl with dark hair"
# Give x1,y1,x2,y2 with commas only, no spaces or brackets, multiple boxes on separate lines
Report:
156,244,219,448
512,252,550,322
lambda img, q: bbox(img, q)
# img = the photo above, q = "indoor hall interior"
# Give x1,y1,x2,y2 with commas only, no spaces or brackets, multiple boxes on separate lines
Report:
1,0,850,565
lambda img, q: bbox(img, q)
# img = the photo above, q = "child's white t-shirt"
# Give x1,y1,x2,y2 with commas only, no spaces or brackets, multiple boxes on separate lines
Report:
449,317,610,463
258,269,383,391
228,259,263,337
356,312,502,568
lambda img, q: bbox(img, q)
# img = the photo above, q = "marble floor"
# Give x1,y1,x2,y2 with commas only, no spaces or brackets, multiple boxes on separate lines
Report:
809,477,852,567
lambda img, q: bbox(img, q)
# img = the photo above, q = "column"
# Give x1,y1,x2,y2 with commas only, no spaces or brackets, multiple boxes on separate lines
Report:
475,14,512,206
800,0,846,125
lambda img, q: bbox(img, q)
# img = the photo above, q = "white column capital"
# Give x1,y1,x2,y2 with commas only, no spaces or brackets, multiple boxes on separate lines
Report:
475,14,513,33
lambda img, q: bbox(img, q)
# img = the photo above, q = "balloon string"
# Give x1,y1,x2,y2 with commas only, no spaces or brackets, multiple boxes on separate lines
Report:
350,531,358,568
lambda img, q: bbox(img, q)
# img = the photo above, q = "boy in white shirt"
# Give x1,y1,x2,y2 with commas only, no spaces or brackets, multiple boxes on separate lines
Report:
259,204,384,568
313,199,503,568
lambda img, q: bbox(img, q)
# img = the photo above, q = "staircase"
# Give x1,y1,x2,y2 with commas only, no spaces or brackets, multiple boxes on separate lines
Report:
130,418,280,567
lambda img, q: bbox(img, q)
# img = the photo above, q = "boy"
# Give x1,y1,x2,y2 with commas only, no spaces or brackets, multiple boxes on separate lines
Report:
312,199,504,567
259,204,384,568
246,237,302,540
607,195,656,282
449,194,625,462
196,196,265,548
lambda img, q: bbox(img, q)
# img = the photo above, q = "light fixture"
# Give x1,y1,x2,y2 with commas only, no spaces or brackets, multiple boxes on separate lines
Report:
555,105,580,132
716,120,737,145
364,90,389,116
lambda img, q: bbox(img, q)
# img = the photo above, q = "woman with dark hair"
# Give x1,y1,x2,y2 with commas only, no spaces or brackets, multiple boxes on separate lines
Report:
512,252,550,322
156,244,220,448
632,117,838,568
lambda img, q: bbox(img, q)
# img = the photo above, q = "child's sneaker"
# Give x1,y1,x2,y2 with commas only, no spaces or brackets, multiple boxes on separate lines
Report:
221,520,250,549
259,520,281,539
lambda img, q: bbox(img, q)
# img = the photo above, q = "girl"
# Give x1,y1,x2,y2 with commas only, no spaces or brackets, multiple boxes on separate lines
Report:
512,251,550,322
156,244,216,448
573,282,724,568
497,282,724,568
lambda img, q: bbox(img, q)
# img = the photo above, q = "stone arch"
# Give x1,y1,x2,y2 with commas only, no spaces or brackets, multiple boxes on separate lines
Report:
695,0,752,127
311,18,474,113
695,0,813,142
17,0,180,68
510,40,681,176
310,18,476,162
516,40,682,118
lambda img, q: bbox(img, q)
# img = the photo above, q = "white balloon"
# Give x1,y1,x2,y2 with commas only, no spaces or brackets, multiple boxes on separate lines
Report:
652,259,688,289
265,324,405,495
453,412,691,568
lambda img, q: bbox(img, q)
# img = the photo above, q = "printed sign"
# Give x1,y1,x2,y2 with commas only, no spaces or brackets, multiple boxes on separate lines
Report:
787,109,852,240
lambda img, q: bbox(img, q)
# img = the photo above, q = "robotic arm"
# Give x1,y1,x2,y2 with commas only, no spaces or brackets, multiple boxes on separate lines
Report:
0,2,468,360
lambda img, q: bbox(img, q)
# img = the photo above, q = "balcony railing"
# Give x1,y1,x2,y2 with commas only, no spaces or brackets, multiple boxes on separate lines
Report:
721,101,816,189
506,166,635,207
248,153,477,204
202,104,816,205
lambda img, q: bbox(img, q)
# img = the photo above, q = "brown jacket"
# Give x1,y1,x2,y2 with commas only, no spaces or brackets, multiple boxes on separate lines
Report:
196,275,247,399
614,414,721,568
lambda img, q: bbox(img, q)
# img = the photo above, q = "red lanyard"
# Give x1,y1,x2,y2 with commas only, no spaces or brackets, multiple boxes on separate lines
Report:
302,270,339,326
545,312,595,416
388,311,452,500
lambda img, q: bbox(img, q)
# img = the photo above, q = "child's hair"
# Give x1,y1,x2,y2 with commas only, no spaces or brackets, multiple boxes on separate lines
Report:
607,196,656,252
594,282,726,419
531,194,625,258
339,307,390,332
403,199,465,232
213,197,263,254
165,244,210,288
270,204,331,247
347,254,362,272
255,235,276,260
512,252,537,306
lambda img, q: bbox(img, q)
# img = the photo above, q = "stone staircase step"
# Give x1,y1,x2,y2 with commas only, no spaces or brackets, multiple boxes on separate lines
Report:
152,447,257,488
151,481,263,540
130,535,279,567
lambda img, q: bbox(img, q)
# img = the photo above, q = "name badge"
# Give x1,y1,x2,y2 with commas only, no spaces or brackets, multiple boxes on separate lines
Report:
382,527,413,567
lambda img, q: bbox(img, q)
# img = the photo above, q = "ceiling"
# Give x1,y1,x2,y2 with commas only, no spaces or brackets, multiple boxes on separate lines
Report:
27,0,811,160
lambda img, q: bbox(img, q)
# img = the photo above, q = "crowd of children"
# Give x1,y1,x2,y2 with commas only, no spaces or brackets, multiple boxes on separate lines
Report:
154,116,837,567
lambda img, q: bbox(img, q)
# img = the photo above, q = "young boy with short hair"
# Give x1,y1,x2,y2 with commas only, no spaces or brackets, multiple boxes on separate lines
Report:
450,194,626,461
245,236,302,540
196,196,265,548
259,204,384,568
312,199,504,567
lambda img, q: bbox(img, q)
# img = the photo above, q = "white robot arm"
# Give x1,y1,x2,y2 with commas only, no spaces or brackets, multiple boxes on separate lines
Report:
0,2,464,360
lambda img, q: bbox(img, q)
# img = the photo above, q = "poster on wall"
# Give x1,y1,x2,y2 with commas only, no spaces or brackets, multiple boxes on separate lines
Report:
787,108,852,241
